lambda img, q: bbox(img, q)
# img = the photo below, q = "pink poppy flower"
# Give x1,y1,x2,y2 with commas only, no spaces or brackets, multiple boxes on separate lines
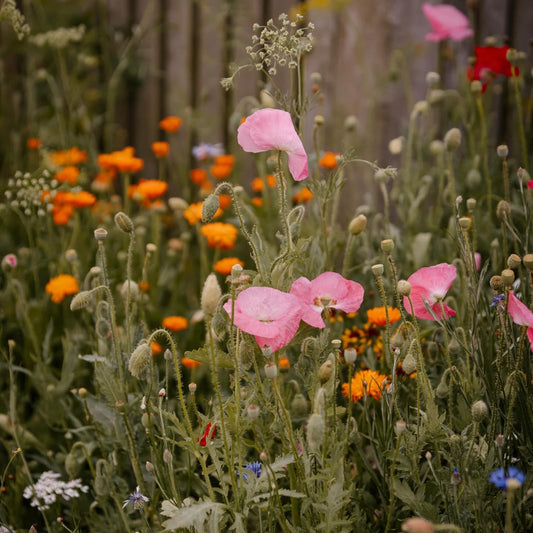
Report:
403,263,456,320
290,272,364,328
422,3,473,42
507,291,533,351
223,286,303,352
237,108,308,181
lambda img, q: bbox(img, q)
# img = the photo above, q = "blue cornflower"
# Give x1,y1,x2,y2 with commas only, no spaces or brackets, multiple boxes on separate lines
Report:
238,461,262,481
490,294,505,308
123,486,149,510
489,467,525,489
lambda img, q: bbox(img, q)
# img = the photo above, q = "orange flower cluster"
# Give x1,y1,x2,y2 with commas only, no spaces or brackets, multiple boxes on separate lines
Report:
54,166,80,185
319,151,339,169
45,274,79,303
341,369,389,404
42,190,97,225
210,155,235,180
152,141,170,158
98,147,144,173
251,175,276,192
366,306,401,327
160,116,182,132
91,168,117,193
201,222,238,250
293,187,313,203
342,322,384,356
183,201,222,225
213,257,244,275
162,315,188,331
50,147,88,166
128,179,168,207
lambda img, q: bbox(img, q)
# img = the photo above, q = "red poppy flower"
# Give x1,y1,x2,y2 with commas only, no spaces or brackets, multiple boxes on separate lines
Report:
198,422,217,446
467,46,517,91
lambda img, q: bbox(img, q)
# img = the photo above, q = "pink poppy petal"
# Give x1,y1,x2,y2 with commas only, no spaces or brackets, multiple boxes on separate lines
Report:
527,328,533,352
287,149,309,182
507,291,533,328
422,3,472,43
449,26,474,41
407,263,457,301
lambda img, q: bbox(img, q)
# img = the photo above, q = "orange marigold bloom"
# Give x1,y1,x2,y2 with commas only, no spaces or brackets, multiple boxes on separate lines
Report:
210,164,232,180
27,138,40,150
91,168,117,193
218,194,231,209
50,147,88,166
366,306,401,327
201,222,238,250
52,205,74,225
215,154,235,167
45,274,79,303
183,202,221,225
293,187,313,203
98,147,143,173
152,141,170,158
162,315,189,331
190,168,208,185
54,166,80,185
130,179,168,202
279,355,290,370
319,151,339,169
151,341,162,355
213,257,244,275
182,357,202,369
341,369,389,404
251,177,264,192
200,179,214,194
71,191,97,208
251,197,263,207
159,116,182,132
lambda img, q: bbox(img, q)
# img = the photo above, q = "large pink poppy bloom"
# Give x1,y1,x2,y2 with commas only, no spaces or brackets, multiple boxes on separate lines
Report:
237,108,308,181
422,3,473,42
507,291,533,351
403,263,456,320
223,286,303,352
290,272,364,328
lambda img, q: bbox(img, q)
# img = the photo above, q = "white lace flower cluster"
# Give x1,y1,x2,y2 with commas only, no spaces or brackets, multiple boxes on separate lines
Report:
23,471,89,511
4,170,54,218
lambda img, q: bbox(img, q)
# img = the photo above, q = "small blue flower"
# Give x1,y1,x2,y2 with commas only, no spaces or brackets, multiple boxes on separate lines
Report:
238,461,262,481
490,294,505,308
123,486,149,510
489,467,525,489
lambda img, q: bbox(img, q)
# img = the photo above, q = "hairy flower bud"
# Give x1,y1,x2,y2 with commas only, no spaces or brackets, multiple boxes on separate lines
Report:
202,194,220,223
471,400,488,422
290,394,308,420
306,413,325,452
397,280,411,296
496,200,511,220
70,290,92,311
128,343,152,378
114,211,134,233
318,360,333,383
402,352,417,375
201,274,221,316
348,214,367,235
444,128,461,151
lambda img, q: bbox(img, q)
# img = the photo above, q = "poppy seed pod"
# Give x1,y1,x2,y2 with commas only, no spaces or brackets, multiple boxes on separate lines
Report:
381,239,394,253
507,254,521,269
523,254,533,270
372,264,384,276
489,275,504,291
264,362,277,380
470,80,483,96
94,227,108,241
501,269,515,286
497,144,509,159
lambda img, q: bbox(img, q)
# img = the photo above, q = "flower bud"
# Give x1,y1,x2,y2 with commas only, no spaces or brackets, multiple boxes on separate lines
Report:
168,197,189,211
471,400,488,422
114,211,134,233
65,453,80,478
65,249,78,263
290,394,308,419
120,280,140,302
306,413,325,451
466,168,482,188
70,290,92,311
425,71,440,87
344,115,358,131
318,360,333,383
348,214,367,235
496,200,511,220
401,352,417,375
202,194,220,223
78,387,87,398
429,140,444,156
395,420,407,435
397,280,411,296
188,382,197,393
128,343,152,378
201,273,221,316
444,128,461,151
146,461,155,473
1,253,17,272
435,379,449,399
163,449,172,464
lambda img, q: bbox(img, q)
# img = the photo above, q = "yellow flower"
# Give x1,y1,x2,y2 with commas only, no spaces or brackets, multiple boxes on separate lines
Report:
341,369,389,404
45,274,79,303
366,306,401,327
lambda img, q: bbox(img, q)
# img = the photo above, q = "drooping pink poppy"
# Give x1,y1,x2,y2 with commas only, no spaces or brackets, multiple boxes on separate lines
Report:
507,291,533,351
223,286,303,352
403,263,457,320
290,272,364,328
422,3,473,42
237,108,308,181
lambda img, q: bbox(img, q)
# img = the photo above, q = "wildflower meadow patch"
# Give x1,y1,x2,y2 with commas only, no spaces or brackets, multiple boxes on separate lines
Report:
1,2,533,532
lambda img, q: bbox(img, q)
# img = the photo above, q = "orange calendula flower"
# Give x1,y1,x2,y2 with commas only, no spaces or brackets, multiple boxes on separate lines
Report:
152,141,170,158
91,168,117,193
151,341,162,355
182,357,202,369
279,355,290,370
54,166,80,185
251,197,263,207
341,369,389,404
71,191,97,208
27,138,40,150
366,306,401,327
98,147,143,173
214,257,244,275
190,168,208,185
45,274,79,303
292,187,313,203
183,202,222,225
162,315,189,331
218,194,231,209
319,151,339,169
159,116,182,132
50,147,88,166
210,164,232,180
129,179,168,203
215,154,235,167
201,222,238,250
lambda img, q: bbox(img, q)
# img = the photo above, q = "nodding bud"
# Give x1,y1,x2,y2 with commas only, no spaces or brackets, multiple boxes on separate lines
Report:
202,194,220,223
163,449,172,464
471,400,488,422
507,254,521,269
489,275,504,291
70,290,92,311
128,343,152,378
168,197,189,211
344,347,357,365
435,378,449,399
306,413,325,452
497,144,509,159
397,280,411,297
496,200,511,220
290,394,308,419
380,239,394,253
444,128,461,151
348,214,367,235
114,211,134,233
401,352,417,375
372,263,384,277
94,227,108,241
264,362,277,380
146,461,155,472
429,140,444,156
501,269,515,286
374,169,389,183
201,273,221,316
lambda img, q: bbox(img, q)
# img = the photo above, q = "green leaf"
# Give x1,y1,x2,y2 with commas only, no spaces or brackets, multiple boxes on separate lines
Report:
184,346,234,369
160,499,226,531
